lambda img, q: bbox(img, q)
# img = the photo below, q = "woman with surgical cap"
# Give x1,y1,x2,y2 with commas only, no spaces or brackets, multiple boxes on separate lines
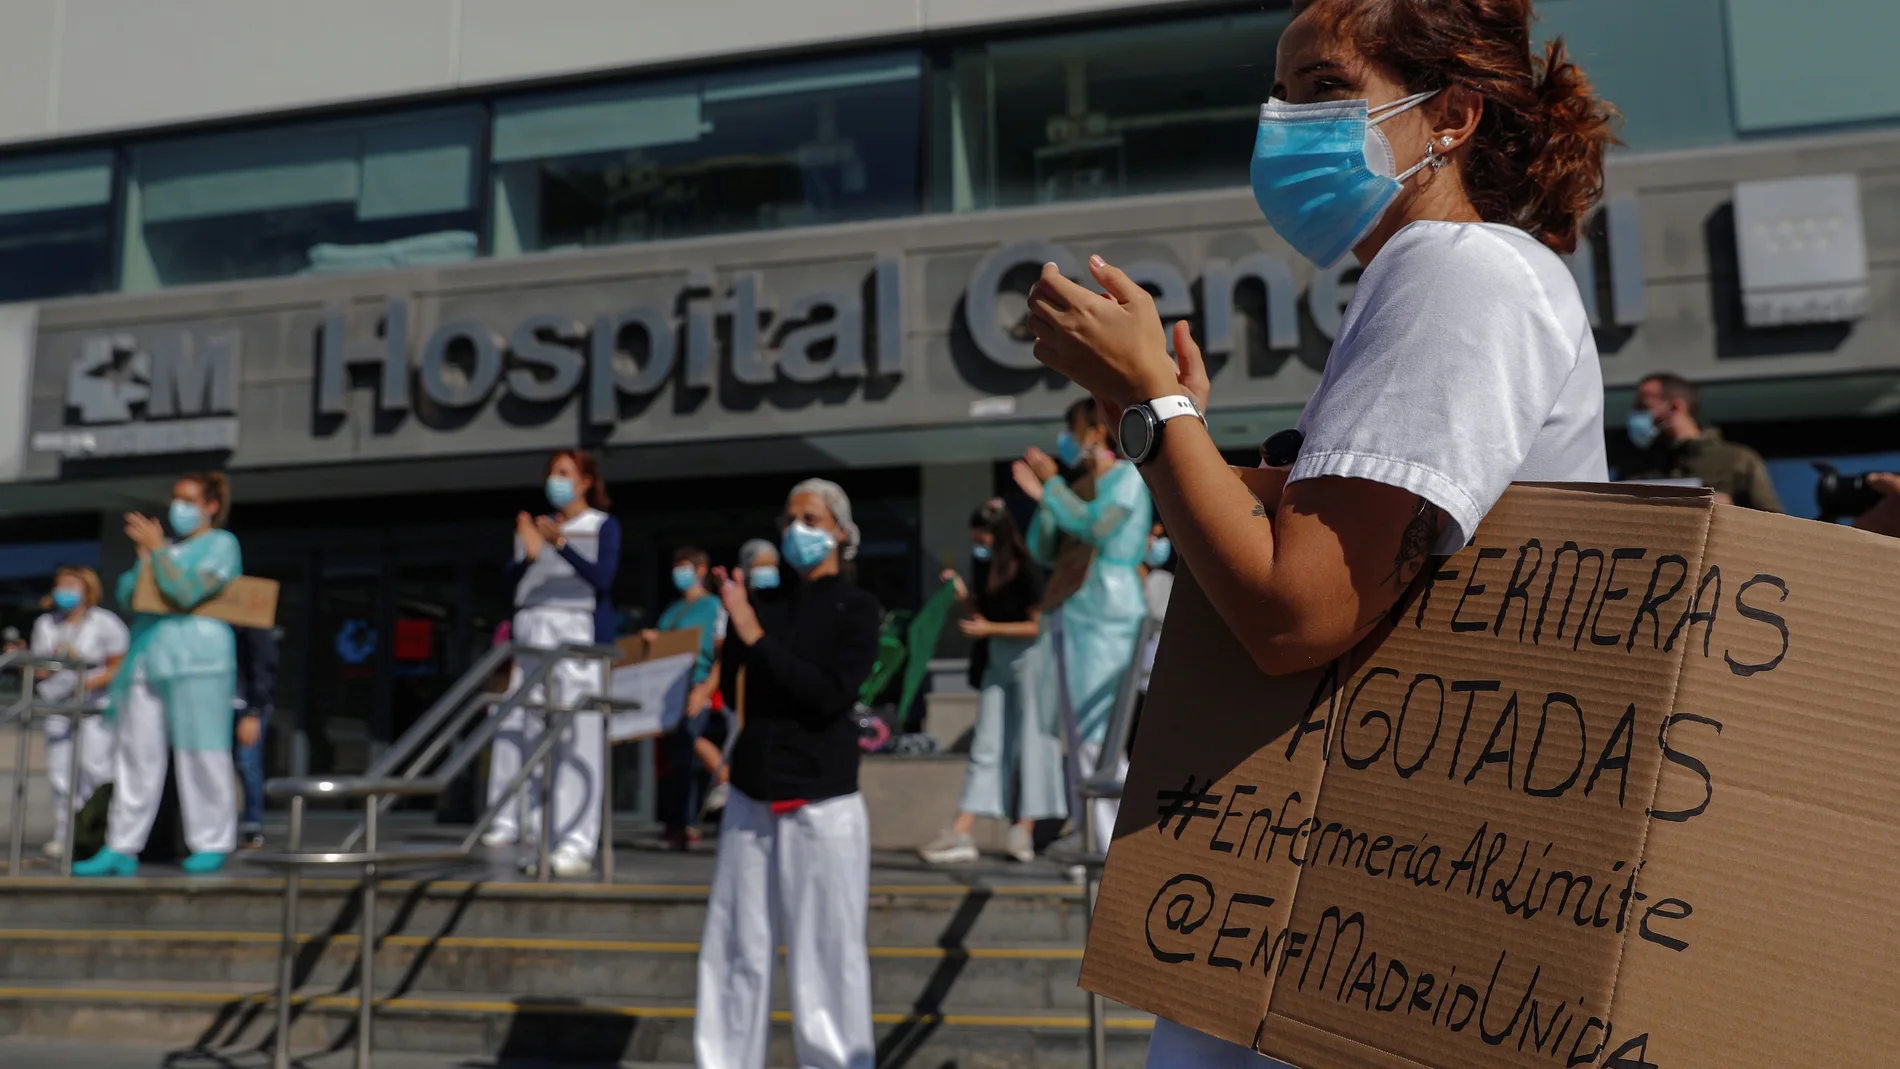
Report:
694,478,882,1069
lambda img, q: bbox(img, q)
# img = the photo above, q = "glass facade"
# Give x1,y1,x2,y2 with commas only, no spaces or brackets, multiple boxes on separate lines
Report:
0,150,114,302
933,11,1284,211
490,52,922,255
119,107,482,291
0,3,1890,296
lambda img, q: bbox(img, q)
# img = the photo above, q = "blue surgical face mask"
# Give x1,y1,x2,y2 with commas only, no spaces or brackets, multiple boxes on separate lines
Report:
1250,90,1441,268
781,521,838,573
1626,410,1660,450
51,588,82,612
545,476,576,509
971,543,993,562
1056,432,1083,469
168,499,203,537
672,564,699,594
749,565,781,591
1147,538,1173,568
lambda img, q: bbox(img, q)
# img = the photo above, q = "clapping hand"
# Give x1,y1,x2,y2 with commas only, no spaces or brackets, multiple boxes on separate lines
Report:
711,567,762,644
123,513,166,554
516,512,545,559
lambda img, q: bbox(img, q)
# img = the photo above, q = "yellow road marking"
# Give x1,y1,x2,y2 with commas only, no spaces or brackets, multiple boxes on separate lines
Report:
0,928,1083,959
0,987,1150,1030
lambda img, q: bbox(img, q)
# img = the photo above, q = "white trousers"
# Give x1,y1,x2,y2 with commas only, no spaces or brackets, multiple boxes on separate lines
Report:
491,606,605,857
108,676,236,855
44,713,114,843
1076,739,1125,855
696,790,874,1069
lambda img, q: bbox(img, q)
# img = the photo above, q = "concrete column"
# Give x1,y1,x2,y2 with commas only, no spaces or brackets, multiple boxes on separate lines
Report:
919,460,993,657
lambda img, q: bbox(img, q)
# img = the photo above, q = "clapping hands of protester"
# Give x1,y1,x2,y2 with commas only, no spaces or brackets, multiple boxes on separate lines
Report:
710,566,762,644
1025,256,1212,419
1011,447,1059,502
515,511,545,558
123,512,167,555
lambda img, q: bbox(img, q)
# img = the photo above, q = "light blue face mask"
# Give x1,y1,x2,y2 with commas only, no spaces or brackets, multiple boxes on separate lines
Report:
545,476,576,509
51,587,82,612
1056,432,1083,469
1626,410,1660,450
168,499,204,537
971,543,993,562
1250,90,1441,268
1147,538,1173,568
781,521,838,573
749,565,781,591
672,564,699,594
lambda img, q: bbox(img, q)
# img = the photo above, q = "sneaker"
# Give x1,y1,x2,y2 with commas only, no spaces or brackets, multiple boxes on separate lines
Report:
240,832,266,851
480,828,518,849
1005,824,1035,864
40,840,63,860
917,828,979,865
1066,864,1088,884
521,845,593,879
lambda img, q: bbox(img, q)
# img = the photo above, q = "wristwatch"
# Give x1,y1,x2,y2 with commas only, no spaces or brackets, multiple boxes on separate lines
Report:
1118,395,1205,466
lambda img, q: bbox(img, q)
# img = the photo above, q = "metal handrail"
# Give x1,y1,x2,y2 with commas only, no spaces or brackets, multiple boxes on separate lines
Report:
259,640,632,1069
1044,612,1158,1069
2,651,105,879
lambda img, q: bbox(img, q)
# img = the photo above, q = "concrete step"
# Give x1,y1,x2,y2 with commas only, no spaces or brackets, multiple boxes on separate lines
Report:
0,876,1090,947
0,928,1091,1012
0,981,1154,1068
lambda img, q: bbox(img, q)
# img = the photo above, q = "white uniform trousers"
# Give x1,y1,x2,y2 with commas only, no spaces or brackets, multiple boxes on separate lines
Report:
695,789,874,1069
44,713,114,843
108,674,236,855
1146,1018,1299,1069
491,606,605,857
1075,739,1126,855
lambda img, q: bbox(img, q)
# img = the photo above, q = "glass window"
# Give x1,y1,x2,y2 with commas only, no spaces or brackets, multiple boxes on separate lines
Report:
1726,0,1898,133
1536,0,1734,150
120,107,481,291
0,150,114,301
489,51,922,254
932,13,1284,212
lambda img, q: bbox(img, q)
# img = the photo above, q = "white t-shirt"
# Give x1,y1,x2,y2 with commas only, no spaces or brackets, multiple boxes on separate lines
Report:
30,608,131,708
1289,221,1608,553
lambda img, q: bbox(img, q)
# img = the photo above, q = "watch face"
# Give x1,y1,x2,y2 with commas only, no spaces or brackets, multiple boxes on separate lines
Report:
1119,406,1155,461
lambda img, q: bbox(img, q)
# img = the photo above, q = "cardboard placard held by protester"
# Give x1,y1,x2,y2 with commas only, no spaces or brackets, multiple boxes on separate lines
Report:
132,567,279,630
1040,469,1098,612
606,627,702,741
1082,482,1900,1069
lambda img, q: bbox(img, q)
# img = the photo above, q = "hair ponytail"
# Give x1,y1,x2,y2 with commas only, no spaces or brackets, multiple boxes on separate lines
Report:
1294,0,1621,254
181,470,232,527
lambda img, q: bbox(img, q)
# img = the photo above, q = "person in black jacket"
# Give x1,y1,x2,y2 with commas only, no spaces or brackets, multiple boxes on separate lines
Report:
232,625,278,850
694,478,881,1069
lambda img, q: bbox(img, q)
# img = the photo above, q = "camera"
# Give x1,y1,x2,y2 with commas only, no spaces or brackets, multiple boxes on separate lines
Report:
1813,463,1888,522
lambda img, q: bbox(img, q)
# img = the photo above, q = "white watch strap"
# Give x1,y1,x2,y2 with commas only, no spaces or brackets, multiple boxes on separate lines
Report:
1149,395,1202,423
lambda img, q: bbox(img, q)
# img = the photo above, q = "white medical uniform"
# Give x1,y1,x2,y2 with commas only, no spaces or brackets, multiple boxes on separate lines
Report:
30,608,128,844
1145,222,1608,1069
695,789,875,1069
489,509,609,857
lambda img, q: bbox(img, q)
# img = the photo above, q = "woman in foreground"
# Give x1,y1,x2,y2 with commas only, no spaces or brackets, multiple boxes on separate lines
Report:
1025,0,1617,1064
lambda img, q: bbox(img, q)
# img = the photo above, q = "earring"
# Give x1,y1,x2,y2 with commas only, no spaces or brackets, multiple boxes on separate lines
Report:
1426,142,1449,172
1440,135,1455,147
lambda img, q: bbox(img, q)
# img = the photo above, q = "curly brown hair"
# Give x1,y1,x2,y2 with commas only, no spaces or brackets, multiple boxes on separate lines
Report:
1292,0,1622,254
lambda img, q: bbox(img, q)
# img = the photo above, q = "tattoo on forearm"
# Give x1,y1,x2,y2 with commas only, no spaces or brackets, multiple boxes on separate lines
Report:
1250,492,1268,519
1389,498,1443,592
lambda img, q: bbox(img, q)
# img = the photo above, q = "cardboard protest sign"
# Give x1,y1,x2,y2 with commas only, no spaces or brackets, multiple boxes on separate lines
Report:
1083,484,1900,1068
607,628,701,741
133,568,279,630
